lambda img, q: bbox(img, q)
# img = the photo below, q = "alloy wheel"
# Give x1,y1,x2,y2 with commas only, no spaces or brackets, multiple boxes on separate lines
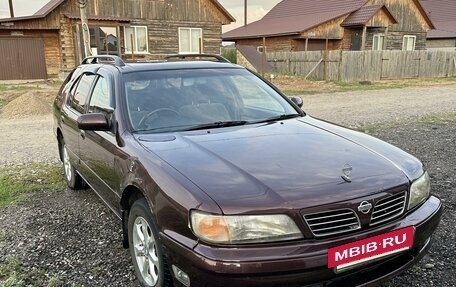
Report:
132,216,160,286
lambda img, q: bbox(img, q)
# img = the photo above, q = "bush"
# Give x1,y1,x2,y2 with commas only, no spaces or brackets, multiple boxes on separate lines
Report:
222,48,237,64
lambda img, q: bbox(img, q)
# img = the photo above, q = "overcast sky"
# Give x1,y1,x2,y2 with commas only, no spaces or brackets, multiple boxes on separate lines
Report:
218,0,281,32
0,0,49,18
0,0,280,32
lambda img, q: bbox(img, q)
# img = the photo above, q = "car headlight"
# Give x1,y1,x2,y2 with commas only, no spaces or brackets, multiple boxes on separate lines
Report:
190,211,303,244
408,171,431,210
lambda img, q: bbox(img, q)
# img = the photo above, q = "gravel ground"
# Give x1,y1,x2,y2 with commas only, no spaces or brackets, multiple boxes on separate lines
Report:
0,85,455,286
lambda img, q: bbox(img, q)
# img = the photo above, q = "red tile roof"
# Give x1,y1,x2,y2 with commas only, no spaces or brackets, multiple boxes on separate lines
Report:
421,0,456,38
342,4,397,27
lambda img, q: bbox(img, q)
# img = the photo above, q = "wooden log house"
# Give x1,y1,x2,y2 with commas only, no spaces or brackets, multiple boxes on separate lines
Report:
0,0,234,80
223,0,434,53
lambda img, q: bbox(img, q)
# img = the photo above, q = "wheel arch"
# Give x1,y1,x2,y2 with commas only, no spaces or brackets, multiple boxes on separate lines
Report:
120,184,147,248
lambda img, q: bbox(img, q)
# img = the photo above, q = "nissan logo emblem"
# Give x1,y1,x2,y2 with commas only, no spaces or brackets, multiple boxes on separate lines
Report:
358,201,373,214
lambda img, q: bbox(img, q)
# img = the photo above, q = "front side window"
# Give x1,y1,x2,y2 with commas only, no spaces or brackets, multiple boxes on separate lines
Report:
124,68,300,133
372,34,385,51
124,26,148,54
88,76,113,114
402,35,416,51
179,28,202,54
69,74,96,113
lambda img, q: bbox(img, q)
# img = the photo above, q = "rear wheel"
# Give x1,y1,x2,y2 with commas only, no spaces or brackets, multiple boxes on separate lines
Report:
128,198,172,287
62,143,84,190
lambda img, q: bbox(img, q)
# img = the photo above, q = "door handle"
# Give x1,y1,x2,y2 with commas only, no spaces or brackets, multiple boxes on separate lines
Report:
61,115,65,122
80,130,86,139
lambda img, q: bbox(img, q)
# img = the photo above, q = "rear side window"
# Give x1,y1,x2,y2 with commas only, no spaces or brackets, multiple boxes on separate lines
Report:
69,74,96,113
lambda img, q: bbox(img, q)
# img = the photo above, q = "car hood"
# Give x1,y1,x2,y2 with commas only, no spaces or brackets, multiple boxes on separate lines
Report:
135,118,419,214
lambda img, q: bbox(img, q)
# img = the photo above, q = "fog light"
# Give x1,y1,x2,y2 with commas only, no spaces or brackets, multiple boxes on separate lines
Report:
172,265,190,287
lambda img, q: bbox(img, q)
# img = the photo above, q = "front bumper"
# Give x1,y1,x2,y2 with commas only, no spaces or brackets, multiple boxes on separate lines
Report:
160,196,443,287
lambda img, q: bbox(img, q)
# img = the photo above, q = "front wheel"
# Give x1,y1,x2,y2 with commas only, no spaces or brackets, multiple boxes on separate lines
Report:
62,143,84,190
128,198,172,287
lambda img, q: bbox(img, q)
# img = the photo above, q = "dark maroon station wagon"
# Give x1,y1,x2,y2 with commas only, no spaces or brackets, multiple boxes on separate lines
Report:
54,55,442,287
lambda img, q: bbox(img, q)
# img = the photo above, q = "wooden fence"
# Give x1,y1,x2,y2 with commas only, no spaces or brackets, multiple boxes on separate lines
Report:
267,50,456,82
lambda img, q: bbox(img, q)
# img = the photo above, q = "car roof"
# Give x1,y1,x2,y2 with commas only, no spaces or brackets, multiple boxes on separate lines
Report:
118,61,243,73
77,54,245,74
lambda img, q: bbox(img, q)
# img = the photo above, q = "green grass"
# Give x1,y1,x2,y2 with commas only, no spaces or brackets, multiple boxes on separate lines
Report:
282,76,456,96
354,112,456,134
0,85,35,92
0,163,65,208
0,80,62,92
0,257,24,287
0,256,67,287
90,265,104,276
0,99,7,110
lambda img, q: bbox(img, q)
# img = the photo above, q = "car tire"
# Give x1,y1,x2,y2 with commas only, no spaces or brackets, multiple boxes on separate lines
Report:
61,142,84,190
128,198,172,287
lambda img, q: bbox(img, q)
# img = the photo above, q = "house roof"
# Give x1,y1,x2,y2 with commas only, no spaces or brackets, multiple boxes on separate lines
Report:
0,0,65,23
0,0,235,24
223,0,434,41
341,4,397,27
211,0,236,23
223,0,365,40
421,0,456,38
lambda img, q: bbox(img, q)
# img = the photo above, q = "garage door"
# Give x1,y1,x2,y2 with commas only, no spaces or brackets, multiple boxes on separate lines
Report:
0,38,47,80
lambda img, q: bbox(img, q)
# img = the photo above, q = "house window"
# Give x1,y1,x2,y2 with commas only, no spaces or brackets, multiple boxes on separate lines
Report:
402,35,416,51
372,34,385,51
89,26,119,55
179,28,203,54
124,26,148,54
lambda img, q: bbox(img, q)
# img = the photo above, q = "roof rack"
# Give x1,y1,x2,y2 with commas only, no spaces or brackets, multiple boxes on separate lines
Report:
165,54,231,63
81,55,126,67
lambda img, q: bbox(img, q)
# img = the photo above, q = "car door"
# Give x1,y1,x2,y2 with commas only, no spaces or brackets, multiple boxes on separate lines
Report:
78,72,123,213
61,73,97,169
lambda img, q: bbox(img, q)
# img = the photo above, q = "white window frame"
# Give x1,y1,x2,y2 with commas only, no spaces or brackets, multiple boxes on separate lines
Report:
402,35,416,51
124,26,149,54
372,34,385,51
178,27,203,54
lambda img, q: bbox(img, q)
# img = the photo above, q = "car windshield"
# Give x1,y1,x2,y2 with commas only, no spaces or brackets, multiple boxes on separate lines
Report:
124,68,301,133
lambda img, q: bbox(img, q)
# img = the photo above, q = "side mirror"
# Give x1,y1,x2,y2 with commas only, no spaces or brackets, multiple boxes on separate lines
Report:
290,96,303,108
77,113,110,131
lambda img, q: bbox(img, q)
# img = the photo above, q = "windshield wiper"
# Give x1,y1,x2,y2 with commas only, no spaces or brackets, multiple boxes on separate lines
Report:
185,121,249,131
253,114,302,124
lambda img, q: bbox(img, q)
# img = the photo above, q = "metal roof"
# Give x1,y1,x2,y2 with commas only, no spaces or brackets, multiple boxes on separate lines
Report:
0,0,65,23
223,0,434,40
0,0,235,24
341,4,397,27
421,0,456,39
223,0,365,40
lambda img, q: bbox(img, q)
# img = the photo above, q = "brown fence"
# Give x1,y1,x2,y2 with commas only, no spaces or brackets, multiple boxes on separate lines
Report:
267,50,456,82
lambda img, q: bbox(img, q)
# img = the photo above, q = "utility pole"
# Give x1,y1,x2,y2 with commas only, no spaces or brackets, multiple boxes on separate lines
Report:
78,0,91,58
8,0,14,18
244,0,247,26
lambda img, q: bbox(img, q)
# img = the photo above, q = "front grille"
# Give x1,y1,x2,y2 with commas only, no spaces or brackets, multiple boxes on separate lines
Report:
370,191,407,226
304,209,360,237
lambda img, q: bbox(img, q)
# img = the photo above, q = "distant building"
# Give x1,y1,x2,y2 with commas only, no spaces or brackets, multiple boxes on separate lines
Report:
421,0,456,51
